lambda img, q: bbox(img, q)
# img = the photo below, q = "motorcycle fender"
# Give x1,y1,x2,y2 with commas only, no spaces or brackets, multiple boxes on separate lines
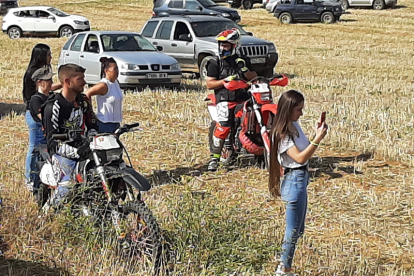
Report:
121,167,151,192
261,104,278,115
208,104,218,122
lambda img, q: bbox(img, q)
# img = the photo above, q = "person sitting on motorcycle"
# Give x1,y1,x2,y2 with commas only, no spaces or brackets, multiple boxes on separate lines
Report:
205,28,257,171
42,63,98,203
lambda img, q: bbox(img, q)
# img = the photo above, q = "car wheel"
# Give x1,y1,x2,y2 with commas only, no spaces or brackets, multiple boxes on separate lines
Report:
231,0,241,8
320,11,335,24
199,56,215,81
242,0,254,9
341,0,349,10
59,25,74,38
279,12,292,24
372,0,385,9
8,27,22,39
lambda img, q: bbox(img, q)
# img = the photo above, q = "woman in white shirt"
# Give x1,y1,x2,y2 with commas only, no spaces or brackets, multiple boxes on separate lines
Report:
269,90,328,275
85,57,123,133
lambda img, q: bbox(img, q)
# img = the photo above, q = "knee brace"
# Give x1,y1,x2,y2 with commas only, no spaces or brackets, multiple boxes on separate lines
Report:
214,122,231,139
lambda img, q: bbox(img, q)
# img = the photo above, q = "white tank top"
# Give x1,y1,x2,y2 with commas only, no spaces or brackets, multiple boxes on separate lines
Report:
96,78,123,123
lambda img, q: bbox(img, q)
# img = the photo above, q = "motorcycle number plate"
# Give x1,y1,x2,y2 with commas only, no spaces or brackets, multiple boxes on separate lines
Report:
92,135,120,150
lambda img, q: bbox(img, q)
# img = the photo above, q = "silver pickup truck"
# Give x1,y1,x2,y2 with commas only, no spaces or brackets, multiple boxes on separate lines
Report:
141,15,279,79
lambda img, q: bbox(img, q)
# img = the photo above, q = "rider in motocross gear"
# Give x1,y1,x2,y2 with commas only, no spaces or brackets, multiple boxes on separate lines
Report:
42,63,98,204
206,28,257,171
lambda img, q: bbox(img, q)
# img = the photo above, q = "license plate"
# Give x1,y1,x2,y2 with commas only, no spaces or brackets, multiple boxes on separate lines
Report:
146,73,168,79
250,58,266,64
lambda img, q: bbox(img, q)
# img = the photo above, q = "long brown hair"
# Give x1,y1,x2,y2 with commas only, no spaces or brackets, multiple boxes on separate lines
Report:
268,90,305,197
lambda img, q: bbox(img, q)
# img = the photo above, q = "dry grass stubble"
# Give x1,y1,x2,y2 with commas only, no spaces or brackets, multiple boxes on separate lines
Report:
0,0,414,275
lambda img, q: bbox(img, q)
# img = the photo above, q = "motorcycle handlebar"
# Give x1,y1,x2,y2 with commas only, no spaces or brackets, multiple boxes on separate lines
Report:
115,122,140,137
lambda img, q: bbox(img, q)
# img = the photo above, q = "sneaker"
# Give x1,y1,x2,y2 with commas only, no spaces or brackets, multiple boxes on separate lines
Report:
25,181,34,193
275,263,298,276
207,158,219,172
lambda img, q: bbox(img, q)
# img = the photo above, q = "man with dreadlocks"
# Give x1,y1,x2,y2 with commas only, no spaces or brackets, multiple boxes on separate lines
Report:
205,28,257,171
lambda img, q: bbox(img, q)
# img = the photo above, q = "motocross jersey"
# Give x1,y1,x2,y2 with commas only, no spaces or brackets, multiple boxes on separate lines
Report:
206,54,253,103
42,93,98,159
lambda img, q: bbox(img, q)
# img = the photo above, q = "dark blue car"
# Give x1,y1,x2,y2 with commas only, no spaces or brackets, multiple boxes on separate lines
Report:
274,0,344,24
153,0,241,23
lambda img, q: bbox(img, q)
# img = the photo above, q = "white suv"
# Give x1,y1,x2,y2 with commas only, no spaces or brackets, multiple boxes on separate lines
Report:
1,6,90,39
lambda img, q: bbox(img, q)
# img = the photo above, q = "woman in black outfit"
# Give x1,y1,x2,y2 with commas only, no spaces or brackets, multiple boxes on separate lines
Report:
23,43,61,192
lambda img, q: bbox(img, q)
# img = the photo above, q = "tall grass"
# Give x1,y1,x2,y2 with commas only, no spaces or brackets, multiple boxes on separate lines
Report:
1,0,414,275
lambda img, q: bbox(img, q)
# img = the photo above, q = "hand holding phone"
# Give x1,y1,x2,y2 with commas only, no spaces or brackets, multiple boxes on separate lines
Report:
318,112,326,128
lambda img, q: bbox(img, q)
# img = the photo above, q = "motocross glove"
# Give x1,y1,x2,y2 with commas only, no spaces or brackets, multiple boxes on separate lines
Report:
236,58,248,73
77,139,92,160
223,75,238,82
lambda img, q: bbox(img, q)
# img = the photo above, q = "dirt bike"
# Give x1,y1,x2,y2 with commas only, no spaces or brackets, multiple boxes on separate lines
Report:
206,75,289,169
34,123,162,268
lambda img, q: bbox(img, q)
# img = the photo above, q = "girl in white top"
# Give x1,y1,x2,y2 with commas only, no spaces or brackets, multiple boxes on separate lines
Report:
268,90,328,275
85,57,123,133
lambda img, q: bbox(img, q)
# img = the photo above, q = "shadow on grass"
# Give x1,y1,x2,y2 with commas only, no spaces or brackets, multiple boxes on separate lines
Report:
149,164,208,185
339,18,358,22
0,259,70,276
0,103,25,119
309,152,372,179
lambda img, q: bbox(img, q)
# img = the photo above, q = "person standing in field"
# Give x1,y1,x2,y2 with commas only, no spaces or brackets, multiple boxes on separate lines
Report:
23,43,62,192
268,90,328,275
28,66,55,194
84,57,123,134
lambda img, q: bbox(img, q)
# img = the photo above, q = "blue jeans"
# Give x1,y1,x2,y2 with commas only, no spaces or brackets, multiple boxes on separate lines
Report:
52,154,77,206
25,110,46,188
98,121,120,134
280,169,309,269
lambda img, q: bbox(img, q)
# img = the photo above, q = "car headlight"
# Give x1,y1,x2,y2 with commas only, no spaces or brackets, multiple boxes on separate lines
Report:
221,13,230,17
74,20,84,25
335,7,339,11
171,63,180,70
120,63,140,70
268,44,277,53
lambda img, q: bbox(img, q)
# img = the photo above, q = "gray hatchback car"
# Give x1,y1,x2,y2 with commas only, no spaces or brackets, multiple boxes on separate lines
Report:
57,31,182,88
141,15,278,79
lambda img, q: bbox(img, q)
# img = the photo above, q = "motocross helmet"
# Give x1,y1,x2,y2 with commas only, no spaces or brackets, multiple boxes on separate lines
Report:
215,28,241,59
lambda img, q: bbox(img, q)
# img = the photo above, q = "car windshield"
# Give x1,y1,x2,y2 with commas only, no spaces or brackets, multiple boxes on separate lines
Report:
101,34,157,52
47,7,69,17
191,21,247,37
198,0,218,7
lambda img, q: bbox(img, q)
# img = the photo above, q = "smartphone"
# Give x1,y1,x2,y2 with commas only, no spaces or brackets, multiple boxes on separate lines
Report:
318,112,326,128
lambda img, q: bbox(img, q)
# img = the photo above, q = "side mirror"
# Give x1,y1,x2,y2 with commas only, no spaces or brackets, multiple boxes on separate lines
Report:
48,15,55,20
246,31,253,36
178,33,192,42
196,6,203,11
156,45,163,51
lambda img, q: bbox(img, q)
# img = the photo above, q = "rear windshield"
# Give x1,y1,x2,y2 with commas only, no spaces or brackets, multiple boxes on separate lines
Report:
191,21,247,37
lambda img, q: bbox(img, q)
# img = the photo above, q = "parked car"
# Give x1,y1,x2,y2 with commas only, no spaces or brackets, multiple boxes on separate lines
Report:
274,0,344,24
141,15,278,79
227,0,263,9
265,0,280,12
57,31,182,88
341,0,397,10
0,0,18,15
153,0,241,22
1,6,90,39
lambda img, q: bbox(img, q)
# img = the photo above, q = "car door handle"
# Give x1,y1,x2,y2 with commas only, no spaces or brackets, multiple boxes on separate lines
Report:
171,43,177,47
152,42,158,45
65,53,69,56
80,55,84,58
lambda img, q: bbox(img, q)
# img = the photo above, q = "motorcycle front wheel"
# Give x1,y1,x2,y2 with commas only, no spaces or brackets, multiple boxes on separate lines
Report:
118,201,163,270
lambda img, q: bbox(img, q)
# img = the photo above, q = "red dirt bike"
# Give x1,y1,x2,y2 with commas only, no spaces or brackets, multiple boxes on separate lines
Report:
206,75,289,169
